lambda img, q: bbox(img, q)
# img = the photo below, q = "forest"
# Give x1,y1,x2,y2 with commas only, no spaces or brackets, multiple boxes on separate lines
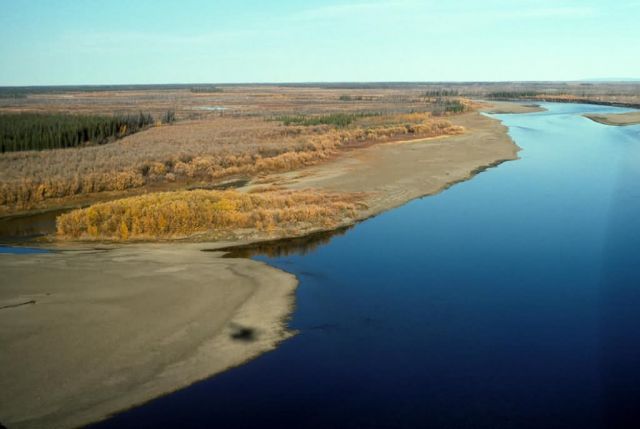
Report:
0,111,173,153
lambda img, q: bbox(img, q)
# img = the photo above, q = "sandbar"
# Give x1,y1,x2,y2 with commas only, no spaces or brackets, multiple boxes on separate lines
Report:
584,111,640,126
0,243,296,429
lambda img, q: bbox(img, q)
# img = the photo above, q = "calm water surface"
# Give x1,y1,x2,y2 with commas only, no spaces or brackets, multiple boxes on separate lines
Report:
96,103,640,428
0,246,49,254
0,208,66,242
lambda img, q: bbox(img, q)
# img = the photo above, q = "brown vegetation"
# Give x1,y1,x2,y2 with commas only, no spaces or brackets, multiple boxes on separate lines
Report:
0,110,462,213
8,81,635,217
56,189,364,240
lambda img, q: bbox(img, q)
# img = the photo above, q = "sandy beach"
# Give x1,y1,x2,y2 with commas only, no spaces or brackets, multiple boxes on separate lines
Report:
584,111,640,126
1,101,528,428
0,243,296,429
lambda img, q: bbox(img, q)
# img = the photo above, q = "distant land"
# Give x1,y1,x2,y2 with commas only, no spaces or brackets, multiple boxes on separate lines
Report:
580,77,640,82
1,80,640,93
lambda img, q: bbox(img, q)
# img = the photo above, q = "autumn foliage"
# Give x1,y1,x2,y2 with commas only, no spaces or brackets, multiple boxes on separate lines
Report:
56,189,363,240
1,113,463,212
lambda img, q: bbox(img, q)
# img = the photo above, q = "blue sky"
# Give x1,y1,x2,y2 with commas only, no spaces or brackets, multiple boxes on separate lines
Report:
1,0,639,85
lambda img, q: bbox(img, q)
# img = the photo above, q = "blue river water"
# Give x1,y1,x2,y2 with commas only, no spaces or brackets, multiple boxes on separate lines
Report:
95,103,640,428
0,246,49,254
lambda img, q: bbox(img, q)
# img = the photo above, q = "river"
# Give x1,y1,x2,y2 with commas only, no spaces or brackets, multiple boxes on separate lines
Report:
76,103,640,427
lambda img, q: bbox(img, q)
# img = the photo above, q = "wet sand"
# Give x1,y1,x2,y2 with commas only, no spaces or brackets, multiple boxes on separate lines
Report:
584,111,640,126
0,243,296,429
0,101,529,428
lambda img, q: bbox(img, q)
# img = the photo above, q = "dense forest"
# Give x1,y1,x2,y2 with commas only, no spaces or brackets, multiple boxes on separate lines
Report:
486,91,543,99
0,112,172,153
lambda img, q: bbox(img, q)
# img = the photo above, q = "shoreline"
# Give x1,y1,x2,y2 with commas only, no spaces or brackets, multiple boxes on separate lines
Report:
584,111,640,126
276,108,521,222
0,243,298,429
475,100,546,114
0,101,529,428
483,97,640,110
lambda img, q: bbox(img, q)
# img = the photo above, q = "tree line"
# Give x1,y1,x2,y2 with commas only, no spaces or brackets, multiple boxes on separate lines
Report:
423,89,460,97
190,86,223,93
486,91,542,99
0,111,174,153
273,112,379,128
0,92,27,99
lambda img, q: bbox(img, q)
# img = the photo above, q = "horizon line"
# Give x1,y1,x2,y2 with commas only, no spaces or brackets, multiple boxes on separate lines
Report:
2,79,640,89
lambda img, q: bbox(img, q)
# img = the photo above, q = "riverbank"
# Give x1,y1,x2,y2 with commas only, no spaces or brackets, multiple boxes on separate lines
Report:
0,102,526,429
584,111,640,126
53,108,524,242
476,100,545,114
0,243,297,429
271,109,522,218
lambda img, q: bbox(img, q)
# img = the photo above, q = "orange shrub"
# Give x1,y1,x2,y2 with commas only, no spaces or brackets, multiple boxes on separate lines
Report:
56,189,364,241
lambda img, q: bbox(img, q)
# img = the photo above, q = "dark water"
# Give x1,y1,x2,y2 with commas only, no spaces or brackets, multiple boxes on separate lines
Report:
0,245,49,254
0,209,64,252
0,208,67,242
95,103,640,428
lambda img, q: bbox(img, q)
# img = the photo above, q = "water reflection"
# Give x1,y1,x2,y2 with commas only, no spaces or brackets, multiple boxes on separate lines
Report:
212,226,352,258
0,208,69,242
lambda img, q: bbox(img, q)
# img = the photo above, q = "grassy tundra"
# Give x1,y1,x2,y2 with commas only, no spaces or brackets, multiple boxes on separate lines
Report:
0,86,469,215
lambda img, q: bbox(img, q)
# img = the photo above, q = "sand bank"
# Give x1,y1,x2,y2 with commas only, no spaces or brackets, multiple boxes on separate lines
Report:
584,111,640,126
477,100,546,114
0,243,296,429
270,110,520,218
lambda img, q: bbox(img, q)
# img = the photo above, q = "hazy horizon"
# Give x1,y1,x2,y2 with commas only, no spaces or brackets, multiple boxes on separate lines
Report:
2,0,639,86
2,78,640,89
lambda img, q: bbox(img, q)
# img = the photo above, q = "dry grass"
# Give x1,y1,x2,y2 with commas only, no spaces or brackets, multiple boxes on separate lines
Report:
56,189,364,240
0,85,480,215
0,110,462,212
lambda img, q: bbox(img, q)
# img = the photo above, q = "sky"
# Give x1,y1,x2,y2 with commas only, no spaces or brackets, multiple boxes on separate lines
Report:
1,0,639,85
